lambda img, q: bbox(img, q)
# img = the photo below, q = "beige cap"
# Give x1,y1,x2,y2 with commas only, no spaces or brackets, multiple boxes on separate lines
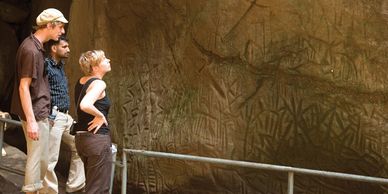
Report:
36,8,68,26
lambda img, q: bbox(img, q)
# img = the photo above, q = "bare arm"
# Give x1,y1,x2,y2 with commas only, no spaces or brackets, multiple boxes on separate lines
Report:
79,79,108,133
19,77,39,140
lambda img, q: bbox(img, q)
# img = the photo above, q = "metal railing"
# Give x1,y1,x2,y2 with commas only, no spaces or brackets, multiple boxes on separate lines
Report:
122,149,388,194
3,116,388,194
0,116,21,160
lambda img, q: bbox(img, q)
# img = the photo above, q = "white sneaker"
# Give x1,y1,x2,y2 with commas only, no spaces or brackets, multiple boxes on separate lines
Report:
2,148,6,156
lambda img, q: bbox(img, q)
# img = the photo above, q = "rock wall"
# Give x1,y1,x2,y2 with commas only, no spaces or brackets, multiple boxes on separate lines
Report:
0,0,28,111
2,0,388,193
66,0,388,193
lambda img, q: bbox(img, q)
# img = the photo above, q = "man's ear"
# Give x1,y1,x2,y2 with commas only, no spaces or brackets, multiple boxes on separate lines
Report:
51,45,57,53
47,22,54,29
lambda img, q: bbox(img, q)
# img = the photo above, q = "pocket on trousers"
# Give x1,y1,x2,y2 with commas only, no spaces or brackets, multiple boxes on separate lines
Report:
79,135,111,157
101,144,113,162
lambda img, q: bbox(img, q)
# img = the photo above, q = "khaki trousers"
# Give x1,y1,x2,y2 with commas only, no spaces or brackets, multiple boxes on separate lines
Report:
21,118,50,193
42,112,85,194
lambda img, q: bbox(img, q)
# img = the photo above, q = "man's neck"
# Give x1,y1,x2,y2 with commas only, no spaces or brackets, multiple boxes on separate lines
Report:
33,30,50,44
50,55,61,64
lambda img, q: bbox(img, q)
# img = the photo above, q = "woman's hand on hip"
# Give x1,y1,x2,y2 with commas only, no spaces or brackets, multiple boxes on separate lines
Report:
87,115,108,134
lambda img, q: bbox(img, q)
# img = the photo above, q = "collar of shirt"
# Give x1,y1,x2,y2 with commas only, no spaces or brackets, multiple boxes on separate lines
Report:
30,33,45,53
46,57,65,68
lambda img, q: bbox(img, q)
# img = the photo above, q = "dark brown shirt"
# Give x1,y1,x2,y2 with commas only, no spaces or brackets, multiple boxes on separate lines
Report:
11,34,50,121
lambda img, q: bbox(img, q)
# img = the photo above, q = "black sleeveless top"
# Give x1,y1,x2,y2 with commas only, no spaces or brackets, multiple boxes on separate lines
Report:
74,77,110,134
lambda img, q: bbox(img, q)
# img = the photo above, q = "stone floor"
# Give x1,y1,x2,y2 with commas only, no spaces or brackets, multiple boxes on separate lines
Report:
0,143,67,194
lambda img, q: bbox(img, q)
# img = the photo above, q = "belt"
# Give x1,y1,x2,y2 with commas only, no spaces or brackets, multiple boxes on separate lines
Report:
76,130,110,135
57,108,69,113
76,131,89,134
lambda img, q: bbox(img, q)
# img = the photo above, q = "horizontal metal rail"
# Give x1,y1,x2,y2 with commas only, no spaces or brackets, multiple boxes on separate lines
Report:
0,116,21,161
122,149,388,194
0,117,21,126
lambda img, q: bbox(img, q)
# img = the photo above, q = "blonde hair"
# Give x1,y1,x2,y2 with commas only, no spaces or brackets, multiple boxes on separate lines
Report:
79,50,105,75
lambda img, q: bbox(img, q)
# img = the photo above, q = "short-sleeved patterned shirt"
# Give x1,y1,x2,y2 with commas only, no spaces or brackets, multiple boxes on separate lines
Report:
11,34,51,121
46,57,70,111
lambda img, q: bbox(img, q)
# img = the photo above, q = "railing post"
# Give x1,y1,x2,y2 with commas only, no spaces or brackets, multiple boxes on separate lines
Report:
288,171,294,194
0,112,7,160
0,121,4,160
110,144,117,194
121,149,127,194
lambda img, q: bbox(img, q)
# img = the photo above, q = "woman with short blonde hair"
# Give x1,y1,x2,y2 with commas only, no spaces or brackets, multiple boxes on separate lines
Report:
78,50,106,75
73,50,112,194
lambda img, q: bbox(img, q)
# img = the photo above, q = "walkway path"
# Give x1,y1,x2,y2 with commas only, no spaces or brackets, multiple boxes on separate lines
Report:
0,143,67,194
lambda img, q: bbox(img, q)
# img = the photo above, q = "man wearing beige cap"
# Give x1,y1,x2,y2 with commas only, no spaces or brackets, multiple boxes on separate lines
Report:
10,8,68,194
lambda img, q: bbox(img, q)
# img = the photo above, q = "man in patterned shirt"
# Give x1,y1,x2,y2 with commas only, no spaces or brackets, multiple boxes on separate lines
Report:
45,35,85,194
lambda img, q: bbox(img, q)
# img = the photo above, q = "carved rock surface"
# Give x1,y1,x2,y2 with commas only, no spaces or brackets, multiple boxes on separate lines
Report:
0,1,28,23
0,21,18,111
2,0,388,193
64,0,388,193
